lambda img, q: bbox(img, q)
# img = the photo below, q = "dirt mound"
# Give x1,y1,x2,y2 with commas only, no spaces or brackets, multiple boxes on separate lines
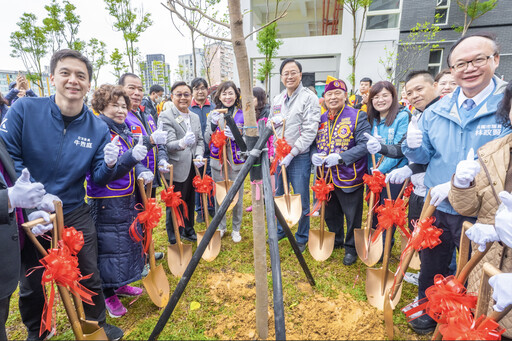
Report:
205,270,386,340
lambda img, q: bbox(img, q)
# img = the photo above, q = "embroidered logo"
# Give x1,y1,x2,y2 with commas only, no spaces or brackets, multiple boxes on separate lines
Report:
337,124,351,139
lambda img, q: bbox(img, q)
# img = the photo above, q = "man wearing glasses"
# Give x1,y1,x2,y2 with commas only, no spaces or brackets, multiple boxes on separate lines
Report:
402,33,511,334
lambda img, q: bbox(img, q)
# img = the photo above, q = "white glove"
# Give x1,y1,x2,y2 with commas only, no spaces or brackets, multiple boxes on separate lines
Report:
372,126,384,144
325,153,341,167
454,148,480,188
150,121,167,145
131,134,148,162
210,111,222,125
311,153,326,167
158,160,170,173
406,116,423,149
495,191,512,248
386,165,413,184
364,132,382,155
465,223,499,252
28,210,54,236
194,156,205,168
179,131,196,149
489,273,512,312
280,153,294,167
271,115,284,127
137,171,154,185
104,135,120,167
430,181,450,206
7,168,45,210
224,126,235,141
37,193,61,212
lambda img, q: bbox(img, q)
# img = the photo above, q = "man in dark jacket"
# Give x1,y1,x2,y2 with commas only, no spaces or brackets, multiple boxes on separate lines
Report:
141,84,164,124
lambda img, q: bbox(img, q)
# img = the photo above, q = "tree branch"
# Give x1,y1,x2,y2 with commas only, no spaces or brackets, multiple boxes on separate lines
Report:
244,1,290,40
167,0,230,28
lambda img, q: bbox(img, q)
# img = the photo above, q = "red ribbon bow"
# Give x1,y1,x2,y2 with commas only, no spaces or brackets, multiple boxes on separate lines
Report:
61,226,84,255
409,217,443,251
371,198,409,243
308,178,334,215
439,313,505,340
270,137,292,175
210,129,227,163
193,174,215,206
129,199,163,253
403,182,414,199
363,172,386,204
160,186,188,230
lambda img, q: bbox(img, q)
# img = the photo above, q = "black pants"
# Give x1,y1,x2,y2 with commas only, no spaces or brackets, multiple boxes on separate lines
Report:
166,166,195,243
19,203,107,336
324,186,364,255
194,157,215,215
418,210,476,299
408,192,424,231
0,296,10,341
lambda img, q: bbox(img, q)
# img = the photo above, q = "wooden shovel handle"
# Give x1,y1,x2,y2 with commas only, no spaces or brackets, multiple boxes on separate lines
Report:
475,262,511,325
397,178,410,200
137,179,148,207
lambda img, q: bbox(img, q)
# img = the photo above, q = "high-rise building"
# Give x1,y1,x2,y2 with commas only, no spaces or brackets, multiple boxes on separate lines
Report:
141,54,172,94
204,42,235,86
177,48,205,84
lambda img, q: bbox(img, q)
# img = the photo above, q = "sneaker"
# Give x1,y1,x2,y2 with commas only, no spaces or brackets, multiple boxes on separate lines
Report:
141,263,150,277
181,233,197,242
101,323,124,341
154,252,164,261
343,253,357,266
312,211,320,217
297,242,307,254
115,285,143,297
105,295,127,318
404,272,419,286
245,206,253,212
196,212,205,223
408,313,437,335
218,228,226,238
232,231,242,243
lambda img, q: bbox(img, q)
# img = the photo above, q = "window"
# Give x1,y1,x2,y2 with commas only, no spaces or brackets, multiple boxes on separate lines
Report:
435,0,450,25
428,49,443,77
366,0,401,30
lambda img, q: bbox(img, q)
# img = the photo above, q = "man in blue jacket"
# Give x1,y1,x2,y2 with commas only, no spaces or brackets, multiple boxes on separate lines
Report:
402,33,511,334
0,49,123,340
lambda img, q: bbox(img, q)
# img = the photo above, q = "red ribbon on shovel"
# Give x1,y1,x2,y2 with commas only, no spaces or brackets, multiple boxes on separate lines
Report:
270,137,292,175
129,198,163,253
193,174,215,206
308,178,334,216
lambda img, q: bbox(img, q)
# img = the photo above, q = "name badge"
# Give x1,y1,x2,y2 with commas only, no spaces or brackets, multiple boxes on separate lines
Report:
176,116,184,123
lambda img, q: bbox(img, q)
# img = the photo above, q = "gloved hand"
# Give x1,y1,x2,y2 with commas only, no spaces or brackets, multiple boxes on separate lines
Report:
454,148,480,188
150,121,167,145
37,193,61,212
495,191,512,248
280,153,294,167
406,116,423,149
386,165,413,184
104,135,120,167
311,153,326,166
224,126,235,141
372,126,384,144
138,171,154,185
28,210,54,236
465,223,499,252
363,132,381,155
271,115,284,127
194,156,205,168
131,135,148,161
179,130,196,149
430,181,450,206
7,168,45,210
489,273,512,312
158,160,171,173
210,110,222,125
325,153,341,167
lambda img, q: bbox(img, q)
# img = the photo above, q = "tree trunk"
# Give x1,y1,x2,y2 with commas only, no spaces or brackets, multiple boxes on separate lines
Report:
351,10,357,93
191,29,198,78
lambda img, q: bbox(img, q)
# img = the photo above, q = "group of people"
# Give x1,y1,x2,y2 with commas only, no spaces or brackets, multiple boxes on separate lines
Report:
1,30,511,341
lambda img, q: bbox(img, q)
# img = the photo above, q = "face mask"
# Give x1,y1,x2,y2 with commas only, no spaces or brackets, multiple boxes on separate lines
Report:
155,96,162,103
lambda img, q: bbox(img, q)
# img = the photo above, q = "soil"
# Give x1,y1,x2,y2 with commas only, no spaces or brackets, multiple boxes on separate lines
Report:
205,270,387,340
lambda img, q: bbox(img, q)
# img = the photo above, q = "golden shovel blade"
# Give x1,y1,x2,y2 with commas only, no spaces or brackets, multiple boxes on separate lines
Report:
365,268,403,311
142,263,170,308
215,180,239,212
274,193,302,227
383,288,395,340
167,242,193,277
197,230,221,262
354,228,384,267
401,234,421,270
308,229,335,261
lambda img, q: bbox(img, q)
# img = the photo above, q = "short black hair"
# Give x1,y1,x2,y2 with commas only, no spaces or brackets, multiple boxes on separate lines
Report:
279,58,302,74
118,73,140,86
191,77,208,89
170,81,192,93
149,84,164,94
50,49,93,82
447,32,499,67
360,77,373,86
496,82,512,128
405,70,434,85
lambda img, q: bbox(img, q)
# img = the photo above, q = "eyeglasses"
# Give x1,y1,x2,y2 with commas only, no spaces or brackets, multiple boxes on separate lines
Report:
451,54,496,72
173,93,191,98
281,71,299,78
372,93,391,102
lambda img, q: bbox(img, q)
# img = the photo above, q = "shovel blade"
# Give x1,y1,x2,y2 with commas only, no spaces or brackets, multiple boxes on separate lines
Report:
401,234,421,270
167,242,193,277
354,228,383,267
142,263,170,308
197,230,221,262
365,267,402,310
81,326,109,341
274,194,301,227
383,289,395,340
308,229,335,261
215,180,239,212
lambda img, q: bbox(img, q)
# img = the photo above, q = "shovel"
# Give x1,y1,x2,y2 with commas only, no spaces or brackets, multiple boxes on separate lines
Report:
137,179,170,307
214,118,239,211
308,165,335,261
193,159,221,262
475,262,512,327
160,165,193,277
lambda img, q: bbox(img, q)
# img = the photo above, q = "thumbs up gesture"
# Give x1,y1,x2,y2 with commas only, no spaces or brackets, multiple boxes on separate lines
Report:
131,134,148,162
150,121,167,145
8,168,46,209
453,148,481,188
104,135,120,168
364,131,381,155
406,116,423,149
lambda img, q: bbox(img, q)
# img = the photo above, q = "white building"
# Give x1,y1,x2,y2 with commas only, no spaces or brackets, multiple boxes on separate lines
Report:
204,42,235,86
177,48,205,84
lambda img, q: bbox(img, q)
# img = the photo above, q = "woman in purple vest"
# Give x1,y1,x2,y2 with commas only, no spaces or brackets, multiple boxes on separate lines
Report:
87,85,152,318
204,81,245,243
311,78,371,266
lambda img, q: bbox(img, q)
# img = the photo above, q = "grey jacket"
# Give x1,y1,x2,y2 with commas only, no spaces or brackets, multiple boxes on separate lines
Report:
268,83,321,156
159,106,204,183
